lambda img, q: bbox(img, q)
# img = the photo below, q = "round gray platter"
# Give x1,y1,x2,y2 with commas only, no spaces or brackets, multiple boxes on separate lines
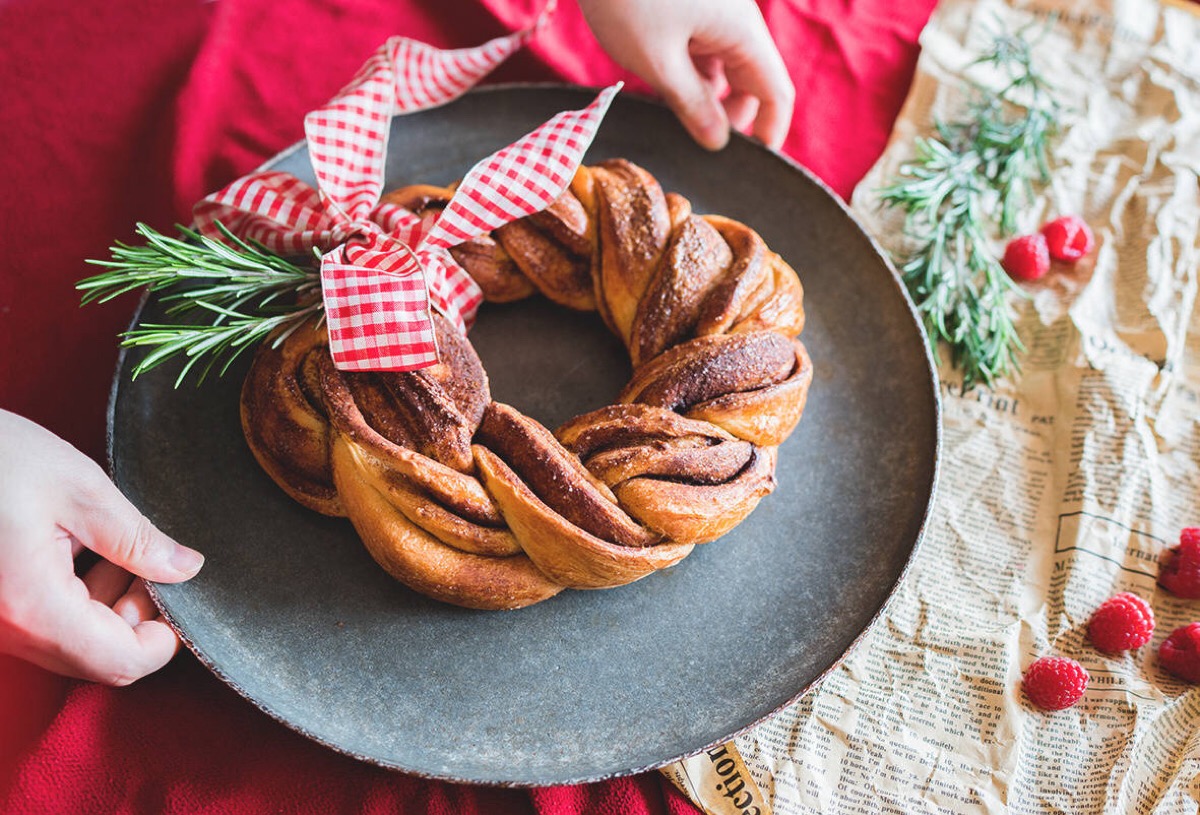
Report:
109,85,940,786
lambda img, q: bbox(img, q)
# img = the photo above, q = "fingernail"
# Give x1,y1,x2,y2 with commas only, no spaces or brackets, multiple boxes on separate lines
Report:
170,545,205,576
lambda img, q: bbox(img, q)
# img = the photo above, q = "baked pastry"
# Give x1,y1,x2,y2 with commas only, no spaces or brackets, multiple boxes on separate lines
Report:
241,159,813,609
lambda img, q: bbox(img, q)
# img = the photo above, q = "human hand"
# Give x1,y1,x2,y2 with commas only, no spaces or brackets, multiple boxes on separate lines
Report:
0,410,204,685
577,0,794,151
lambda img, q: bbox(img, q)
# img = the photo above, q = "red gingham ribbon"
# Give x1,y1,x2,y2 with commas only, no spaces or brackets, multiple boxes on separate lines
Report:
194,4,620,372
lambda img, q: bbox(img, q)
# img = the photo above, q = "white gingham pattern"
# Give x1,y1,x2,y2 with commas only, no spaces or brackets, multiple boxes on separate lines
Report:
193,2,619,372
425,83,620,249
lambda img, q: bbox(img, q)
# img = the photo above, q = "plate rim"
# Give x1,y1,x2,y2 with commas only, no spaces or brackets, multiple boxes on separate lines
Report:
109,81,943,787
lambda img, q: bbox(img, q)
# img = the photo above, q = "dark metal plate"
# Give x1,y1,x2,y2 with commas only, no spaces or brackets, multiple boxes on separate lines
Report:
109,85,940,786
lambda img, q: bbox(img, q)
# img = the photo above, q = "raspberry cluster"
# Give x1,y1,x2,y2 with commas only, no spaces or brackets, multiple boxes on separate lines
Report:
1156,529,1200,683
1023,527,1200,712
1001,214,1095,282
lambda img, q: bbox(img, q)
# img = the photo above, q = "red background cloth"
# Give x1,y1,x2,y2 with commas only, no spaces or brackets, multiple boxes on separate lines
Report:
0,0,935,811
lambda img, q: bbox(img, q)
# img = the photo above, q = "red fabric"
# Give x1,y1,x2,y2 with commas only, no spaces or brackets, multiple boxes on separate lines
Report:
0,0,935,812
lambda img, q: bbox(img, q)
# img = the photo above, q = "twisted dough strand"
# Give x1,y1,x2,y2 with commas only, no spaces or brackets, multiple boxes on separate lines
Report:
241,159,812,609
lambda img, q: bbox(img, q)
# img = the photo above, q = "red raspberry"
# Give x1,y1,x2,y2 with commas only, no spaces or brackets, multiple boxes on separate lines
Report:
1041,215,1095,262
1022,656,1089,710
1088,593,1155,653
1159,623,1200,683
1158,528,1200,599
1002,234,1051,281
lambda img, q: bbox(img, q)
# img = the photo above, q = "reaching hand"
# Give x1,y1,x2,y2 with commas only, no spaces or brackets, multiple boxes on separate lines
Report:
0,410,204,685
578,0,795,151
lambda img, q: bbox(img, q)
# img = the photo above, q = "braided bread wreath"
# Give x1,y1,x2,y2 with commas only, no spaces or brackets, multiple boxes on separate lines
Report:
241,158,813,610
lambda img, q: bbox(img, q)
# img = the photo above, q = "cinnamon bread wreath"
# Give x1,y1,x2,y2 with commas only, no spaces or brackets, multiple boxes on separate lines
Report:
241,159,813,609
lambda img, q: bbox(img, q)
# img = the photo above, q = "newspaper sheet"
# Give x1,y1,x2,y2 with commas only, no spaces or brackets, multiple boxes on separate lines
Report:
664,1,1200,812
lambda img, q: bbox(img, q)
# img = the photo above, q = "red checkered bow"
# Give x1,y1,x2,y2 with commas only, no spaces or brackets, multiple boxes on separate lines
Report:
194,5,620,371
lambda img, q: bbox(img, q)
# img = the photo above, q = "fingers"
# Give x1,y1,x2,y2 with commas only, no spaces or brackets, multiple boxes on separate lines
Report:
661,22,793,151
718,32,795,150
24,564,180,685
82,559,135,606
690,3,794,151
67,462,204,584
12,579,180,686
575,0,793,151
0,410,205,583
113,578,161,629
741,67,794,150
0,411,188,685
654,51,732,151
696,57,759,135
82,561,161,629
722,92,759,133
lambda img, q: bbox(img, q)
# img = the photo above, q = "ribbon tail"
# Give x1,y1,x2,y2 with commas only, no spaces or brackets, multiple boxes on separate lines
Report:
304,1,558,225
389,11,547,115
193,171,338,255
421,83,622,249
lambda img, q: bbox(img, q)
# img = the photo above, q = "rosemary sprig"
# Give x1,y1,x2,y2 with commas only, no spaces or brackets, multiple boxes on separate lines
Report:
880,24,1059,390
79,222,319,314
78,222,322,385
123,301,323,387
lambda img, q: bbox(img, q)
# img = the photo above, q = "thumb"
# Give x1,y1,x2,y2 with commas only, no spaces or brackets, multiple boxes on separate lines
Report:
70,466,204,583
652,52,730,151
